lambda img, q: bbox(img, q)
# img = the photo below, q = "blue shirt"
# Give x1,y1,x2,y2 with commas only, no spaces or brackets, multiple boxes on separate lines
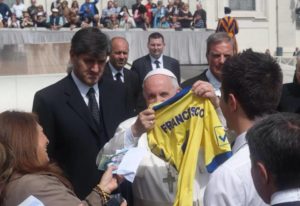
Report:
79,0,99,18
0,2,12,21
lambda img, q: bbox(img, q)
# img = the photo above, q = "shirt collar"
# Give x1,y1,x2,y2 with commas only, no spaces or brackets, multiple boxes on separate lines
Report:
149,55,163,64
71,71,99,96
271,188,300,205
109,62,124,77
206,69,221,90
232,131,247,154
206,69,221,96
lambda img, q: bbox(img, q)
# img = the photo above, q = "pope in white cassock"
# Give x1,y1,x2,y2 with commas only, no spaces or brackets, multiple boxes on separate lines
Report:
97,68,230,206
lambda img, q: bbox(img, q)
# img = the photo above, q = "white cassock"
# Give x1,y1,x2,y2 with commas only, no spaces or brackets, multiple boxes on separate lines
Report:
99,116,210,206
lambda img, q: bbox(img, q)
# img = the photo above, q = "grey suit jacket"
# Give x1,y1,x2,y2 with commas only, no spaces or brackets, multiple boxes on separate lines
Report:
4,173,103,206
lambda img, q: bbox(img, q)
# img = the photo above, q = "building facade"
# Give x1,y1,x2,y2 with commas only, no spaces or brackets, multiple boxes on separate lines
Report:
5,0,300,55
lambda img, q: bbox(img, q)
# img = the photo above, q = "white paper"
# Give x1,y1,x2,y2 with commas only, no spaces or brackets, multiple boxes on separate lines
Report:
18,195,44,206
114,147,147,182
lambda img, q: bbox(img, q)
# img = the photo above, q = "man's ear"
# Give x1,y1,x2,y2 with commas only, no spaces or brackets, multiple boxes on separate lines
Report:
228,93,237,112
256,161,269,184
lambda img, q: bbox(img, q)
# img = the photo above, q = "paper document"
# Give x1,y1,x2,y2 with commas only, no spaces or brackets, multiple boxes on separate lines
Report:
18,195,44,206
97,148,147,182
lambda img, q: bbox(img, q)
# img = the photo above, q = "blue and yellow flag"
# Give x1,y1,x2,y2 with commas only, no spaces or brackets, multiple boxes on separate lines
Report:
147,87,232,206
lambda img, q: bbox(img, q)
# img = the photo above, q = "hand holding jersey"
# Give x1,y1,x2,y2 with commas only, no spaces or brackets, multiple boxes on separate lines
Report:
132,74,220,140
191,80,220,109
131,109,155,137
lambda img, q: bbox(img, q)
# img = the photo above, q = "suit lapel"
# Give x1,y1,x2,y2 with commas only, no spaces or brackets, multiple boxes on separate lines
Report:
123,69,128,82
98,79,114,138
64,75,100,136
200,69,209,81
103,64,114,80
145,55,153,73
162,55,171,69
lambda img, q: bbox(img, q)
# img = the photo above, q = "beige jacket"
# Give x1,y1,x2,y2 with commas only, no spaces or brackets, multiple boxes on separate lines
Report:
3,173,103,206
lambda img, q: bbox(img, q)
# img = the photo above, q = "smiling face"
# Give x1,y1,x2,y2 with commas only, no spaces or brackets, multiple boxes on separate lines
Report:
147,37,165,59
36,124,49,165
71,52,107,86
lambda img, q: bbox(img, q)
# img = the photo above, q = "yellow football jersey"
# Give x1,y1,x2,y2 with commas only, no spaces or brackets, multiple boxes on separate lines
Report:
147,87,232,206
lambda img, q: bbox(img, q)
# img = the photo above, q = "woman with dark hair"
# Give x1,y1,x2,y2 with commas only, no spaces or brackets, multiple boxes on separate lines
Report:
71,0,80,16
0,111,126,206
119,6,131,17
278,57,300,114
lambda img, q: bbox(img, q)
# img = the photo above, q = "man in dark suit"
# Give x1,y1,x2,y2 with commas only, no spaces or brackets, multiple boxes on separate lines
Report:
32,28,131,199
131,32,181,85
131,32,180,110
181,32,234,98
247,113,300,206
103,36,140,115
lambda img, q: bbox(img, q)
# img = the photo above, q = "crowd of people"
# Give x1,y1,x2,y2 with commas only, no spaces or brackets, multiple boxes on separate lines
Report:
0,10,299,205
0,0,207,30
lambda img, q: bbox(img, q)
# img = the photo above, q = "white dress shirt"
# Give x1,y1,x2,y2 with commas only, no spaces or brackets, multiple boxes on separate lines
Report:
271,188,300,205
150,55,164,70
71,71,100,108
205,69,221,97
204,132,267,206
109,62,124,82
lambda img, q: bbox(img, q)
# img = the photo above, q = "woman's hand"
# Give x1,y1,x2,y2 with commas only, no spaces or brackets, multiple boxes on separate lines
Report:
98,166,123,194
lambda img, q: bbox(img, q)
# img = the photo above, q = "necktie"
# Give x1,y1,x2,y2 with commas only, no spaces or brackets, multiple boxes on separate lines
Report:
154,60,160,68
87,88,100,124
115,72,122,82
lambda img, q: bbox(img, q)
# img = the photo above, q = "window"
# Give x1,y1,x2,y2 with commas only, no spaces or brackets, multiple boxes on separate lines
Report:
218,0,267,19
229,0,255,11
114,0,136,9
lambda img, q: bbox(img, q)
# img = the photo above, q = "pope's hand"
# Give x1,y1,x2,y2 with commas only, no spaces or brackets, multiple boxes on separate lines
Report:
131,108,155,137
192,80,220,109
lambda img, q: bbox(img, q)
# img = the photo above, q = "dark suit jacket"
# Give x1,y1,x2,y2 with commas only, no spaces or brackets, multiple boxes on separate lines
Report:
32,74,131,199
277,82,300,114
131,54,181,86
181,69,209,88
131,54,181,110
103,64,140,115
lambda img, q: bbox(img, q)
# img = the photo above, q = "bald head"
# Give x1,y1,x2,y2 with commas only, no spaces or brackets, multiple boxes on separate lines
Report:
109,36,129,70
